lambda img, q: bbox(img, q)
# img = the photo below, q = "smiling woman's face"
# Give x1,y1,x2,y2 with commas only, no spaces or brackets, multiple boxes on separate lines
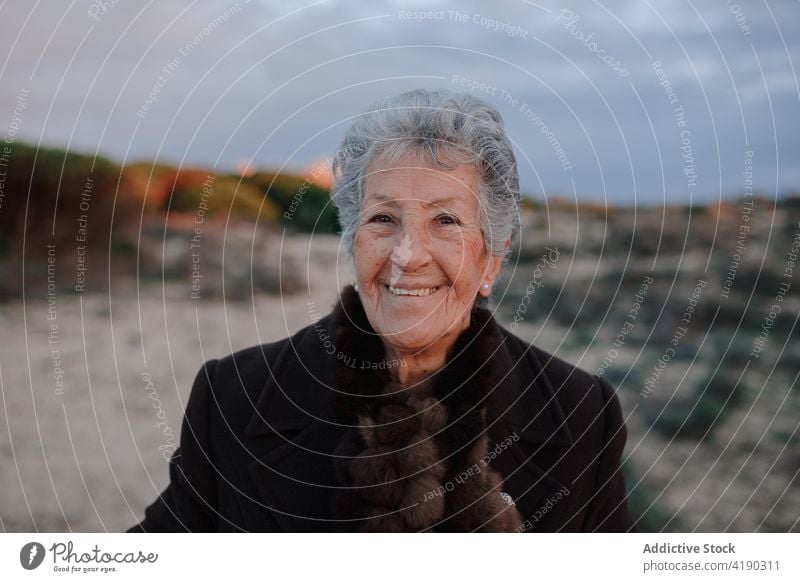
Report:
353,153,503,355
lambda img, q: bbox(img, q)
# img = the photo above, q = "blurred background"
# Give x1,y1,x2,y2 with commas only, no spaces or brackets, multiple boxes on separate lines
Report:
0,0,798,533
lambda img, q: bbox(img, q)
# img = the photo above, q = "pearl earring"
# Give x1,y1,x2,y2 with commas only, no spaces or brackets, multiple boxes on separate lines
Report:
354,283,359,292
483,283,489,289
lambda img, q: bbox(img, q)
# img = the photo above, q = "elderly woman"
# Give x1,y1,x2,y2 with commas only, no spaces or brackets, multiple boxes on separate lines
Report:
127,89,634,533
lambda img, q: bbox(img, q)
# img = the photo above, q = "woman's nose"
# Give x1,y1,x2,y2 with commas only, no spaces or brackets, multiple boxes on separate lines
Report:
392,226,433,271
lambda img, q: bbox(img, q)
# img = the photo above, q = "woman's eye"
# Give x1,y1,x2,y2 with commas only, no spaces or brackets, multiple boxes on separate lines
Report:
437,214,459,225
370,214,392,224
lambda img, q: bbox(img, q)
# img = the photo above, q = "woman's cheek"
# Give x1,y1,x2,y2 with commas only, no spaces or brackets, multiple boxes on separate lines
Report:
462,231,487,257
436,228,481,257
354,228,377,254
355,232,389,273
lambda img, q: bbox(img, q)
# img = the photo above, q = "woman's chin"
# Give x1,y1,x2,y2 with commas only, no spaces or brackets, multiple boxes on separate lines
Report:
378,316,477,355
364,285,470,347
374,318,436,347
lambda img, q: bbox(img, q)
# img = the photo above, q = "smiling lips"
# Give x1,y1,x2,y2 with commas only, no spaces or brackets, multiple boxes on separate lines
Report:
384,284,441,297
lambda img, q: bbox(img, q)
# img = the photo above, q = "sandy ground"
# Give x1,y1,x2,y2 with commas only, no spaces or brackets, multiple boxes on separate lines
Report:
0,234,354,532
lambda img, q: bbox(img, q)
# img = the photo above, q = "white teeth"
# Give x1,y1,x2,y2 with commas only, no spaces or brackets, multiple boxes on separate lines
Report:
386,285,439,297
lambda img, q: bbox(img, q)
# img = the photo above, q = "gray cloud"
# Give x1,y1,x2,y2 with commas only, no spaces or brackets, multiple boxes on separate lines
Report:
1,0,797,203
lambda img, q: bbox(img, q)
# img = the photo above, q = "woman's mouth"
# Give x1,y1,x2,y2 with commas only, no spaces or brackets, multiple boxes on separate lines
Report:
383,285,441,297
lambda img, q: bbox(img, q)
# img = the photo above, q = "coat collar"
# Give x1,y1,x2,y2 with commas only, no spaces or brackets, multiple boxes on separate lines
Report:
244,285,573,531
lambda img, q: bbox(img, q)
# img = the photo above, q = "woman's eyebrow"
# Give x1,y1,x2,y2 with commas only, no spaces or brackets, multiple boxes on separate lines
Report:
420,196,463,209
366,193,396,205
367,193,465,208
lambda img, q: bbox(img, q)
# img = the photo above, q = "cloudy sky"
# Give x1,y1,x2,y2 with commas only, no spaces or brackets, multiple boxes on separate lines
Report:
1,0,798,204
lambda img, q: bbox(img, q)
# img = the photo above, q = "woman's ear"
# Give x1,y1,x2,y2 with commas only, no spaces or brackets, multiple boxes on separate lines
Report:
481,256,502,296
482,238,511,289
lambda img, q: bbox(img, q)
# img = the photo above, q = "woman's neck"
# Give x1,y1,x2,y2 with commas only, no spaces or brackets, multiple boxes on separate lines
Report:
382,335,456,391
380,308,473,391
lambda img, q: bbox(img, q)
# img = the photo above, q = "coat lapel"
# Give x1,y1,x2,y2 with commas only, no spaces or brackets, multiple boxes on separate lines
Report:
243,289,573,532
484,326,573,530
243,307,346,532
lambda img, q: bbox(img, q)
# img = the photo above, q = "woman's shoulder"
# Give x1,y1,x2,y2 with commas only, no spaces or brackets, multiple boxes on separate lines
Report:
496,323,622,429
215,314,327,374
200,312,334,415
498,323,602,385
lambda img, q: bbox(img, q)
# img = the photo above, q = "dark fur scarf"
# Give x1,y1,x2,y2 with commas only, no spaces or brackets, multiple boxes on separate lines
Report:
330,284,523,532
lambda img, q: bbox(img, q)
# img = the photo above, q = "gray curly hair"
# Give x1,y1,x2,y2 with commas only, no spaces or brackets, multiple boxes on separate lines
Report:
330,89,521,270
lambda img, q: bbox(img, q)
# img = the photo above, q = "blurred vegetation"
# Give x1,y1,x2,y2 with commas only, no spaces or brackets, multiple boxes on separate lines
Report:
244,171,340,234
0,141,342,299
623,461,681,532
0,141,342,261
645,368,745,442
0,141,131,256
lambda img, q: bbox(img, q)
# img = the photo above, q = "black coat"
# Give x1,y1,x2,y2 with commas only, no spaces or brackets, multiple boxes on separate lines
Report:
127,288,636,532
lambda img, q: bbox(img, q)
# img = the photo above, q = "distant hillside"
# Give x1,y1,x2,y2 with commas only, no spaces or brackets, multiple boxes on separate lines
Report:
2,141,797,303
0,142,341,258
0,142,341,299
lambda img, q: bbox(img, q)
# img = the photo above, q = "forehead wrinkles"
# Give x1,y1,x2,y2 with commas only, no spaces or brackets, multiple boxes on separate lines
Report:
363,159,479,199
364,193,469,210
361,164,481,222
